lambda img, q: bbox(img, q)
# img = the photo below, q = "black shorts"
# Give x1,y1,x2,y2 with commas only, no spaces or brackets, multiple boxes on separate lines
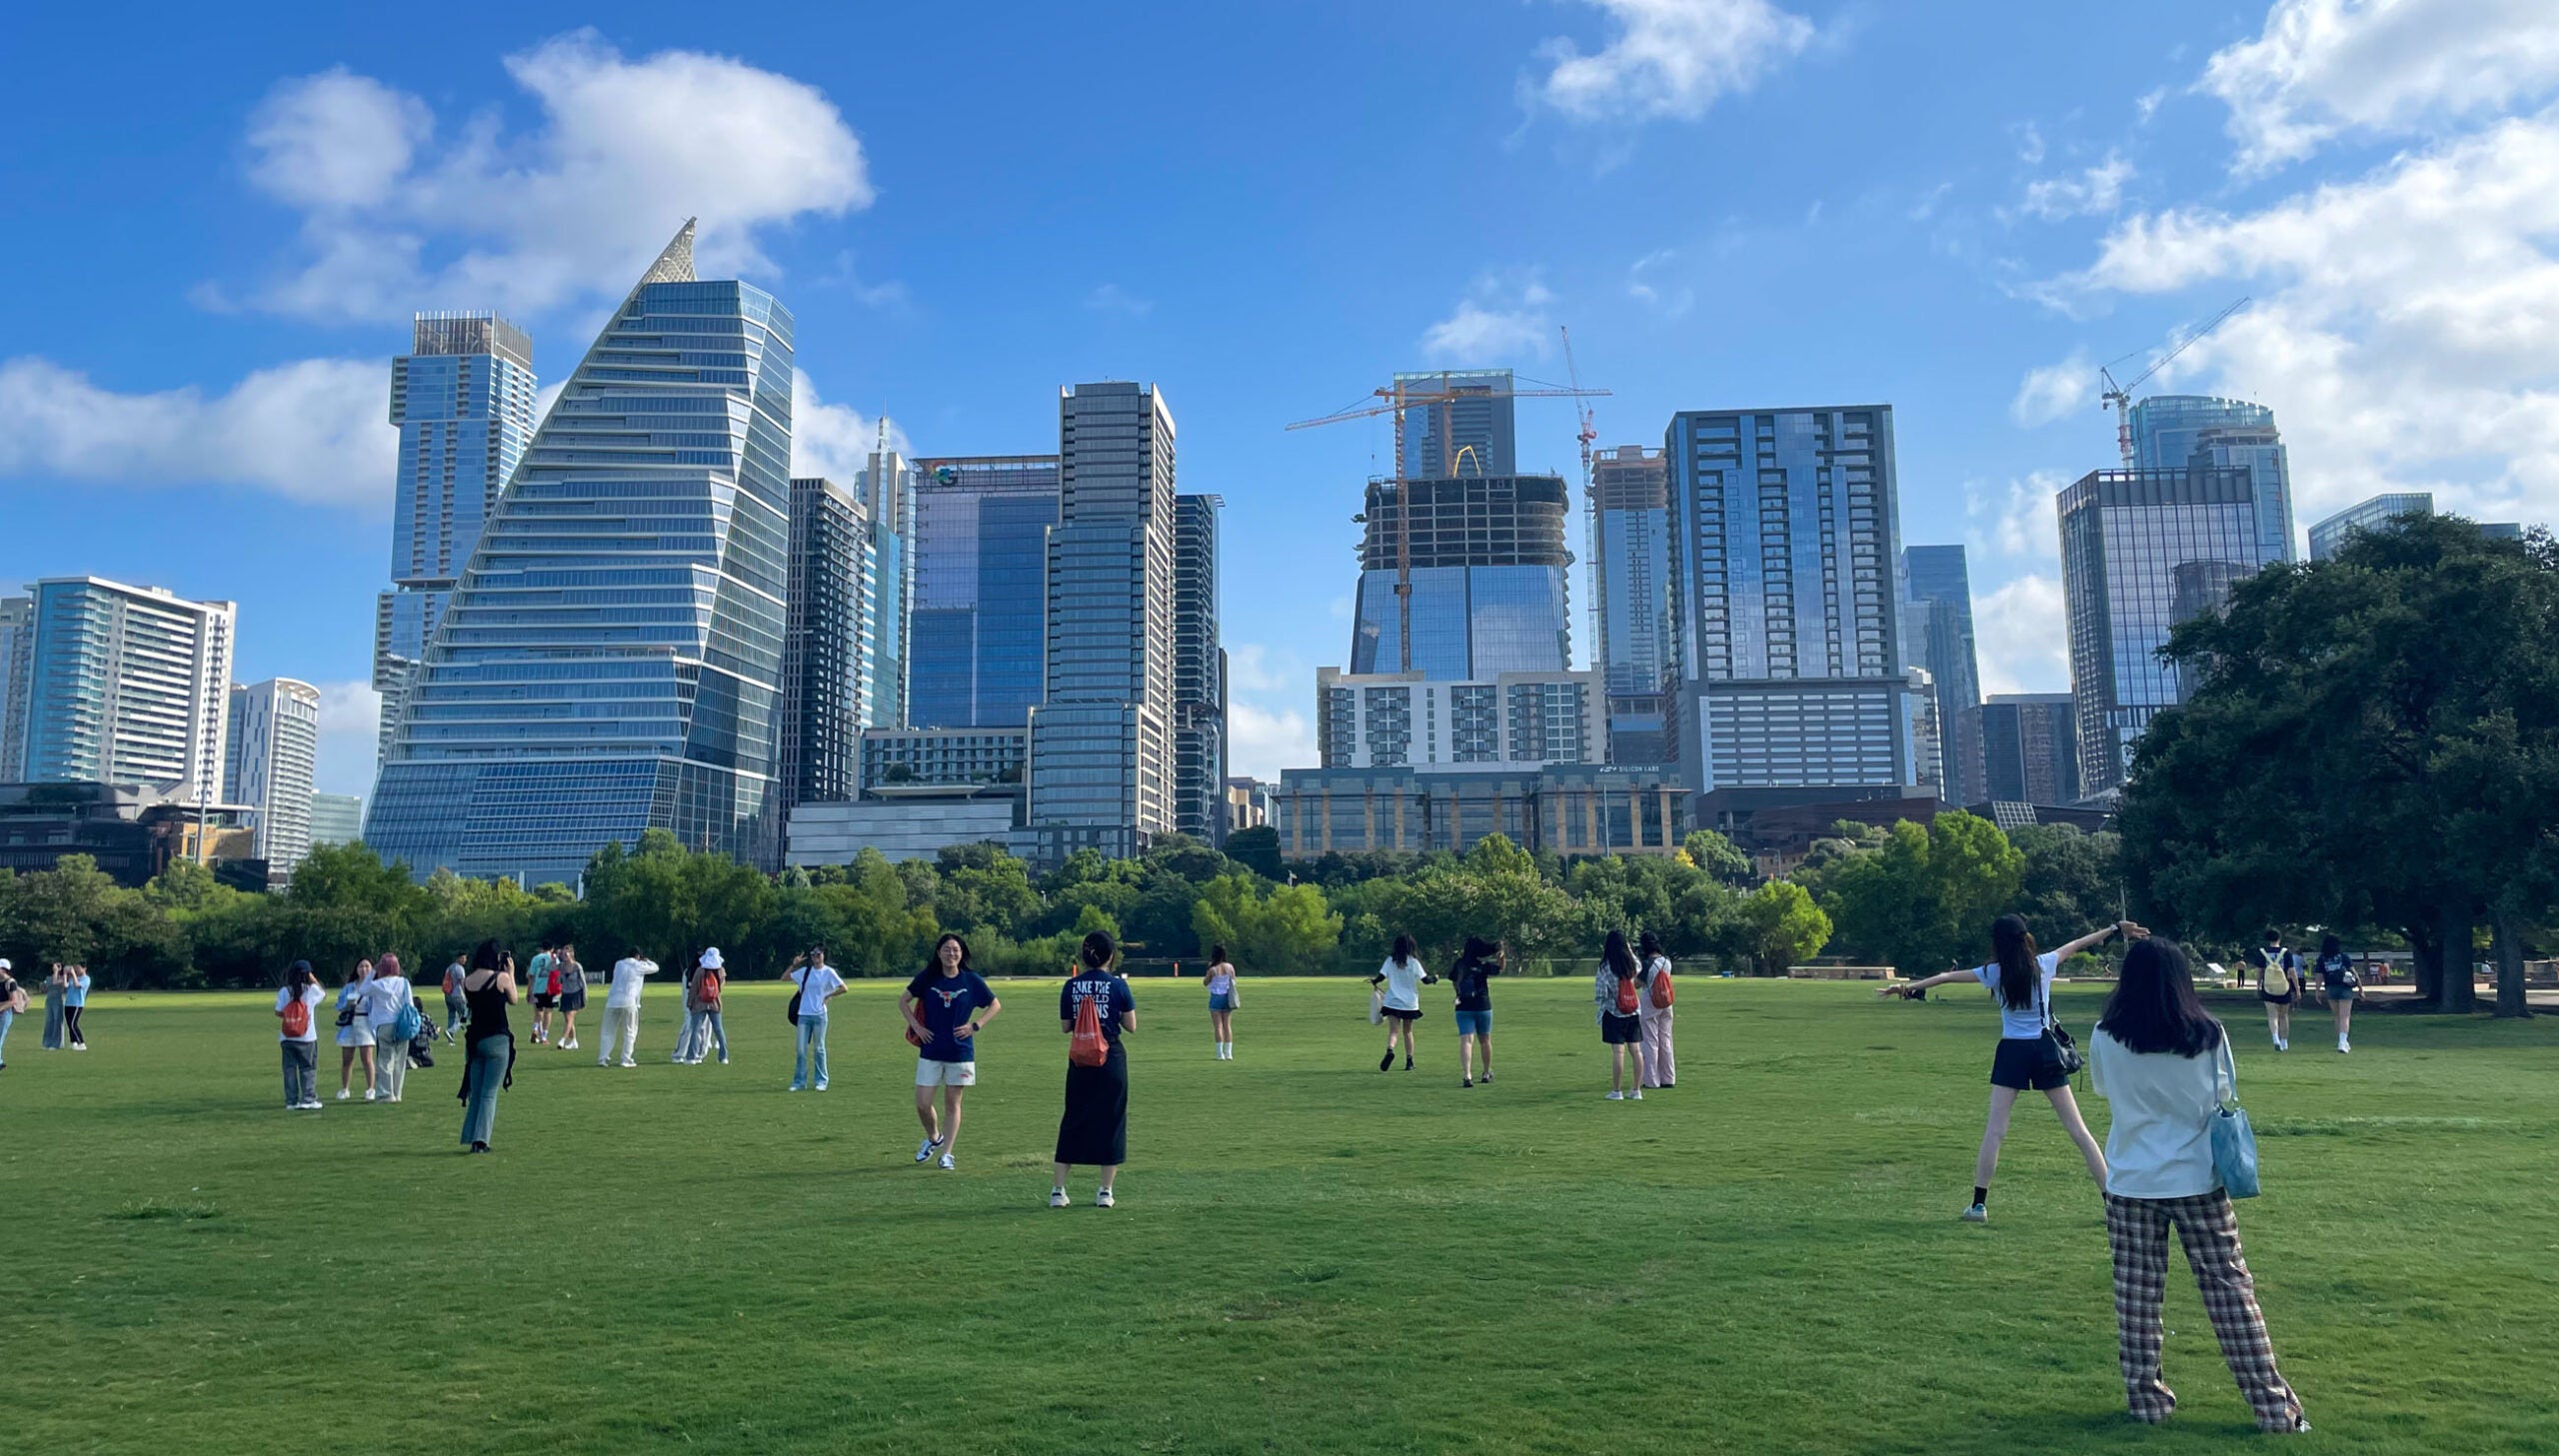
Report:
532,993,558,1009
2256,990,2295,1006
1990,1037,2069,1091
559,990,587,1012
1381,1006,1422,1022
1600,1012,1643,1045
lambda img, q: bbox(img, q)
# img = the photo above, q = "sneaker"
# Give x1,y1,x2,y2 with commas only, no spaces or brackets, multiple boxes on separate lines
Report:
620,1059,637,1068
337,1089,351,1101
1403,1058,1413,1071
917,1136,943,1163
1379,1050,1394,1072
1461,1078,1473,1088
814,1082,828,1092
2338,1039,2350,1054
1961,1203,1989,1223
364,1089,378,1102
1050,1187,1070,1208
1479,1070,1492,1084
1631,1089,1644,1100
938,1152,956,1171
1605,1090,1624,1100
1096,1187,1115,1208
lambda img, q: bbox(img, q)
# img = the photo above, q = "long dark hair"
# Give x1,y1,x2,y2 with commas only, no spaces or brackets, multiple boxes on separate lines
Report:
1636,930,1663,962
1602,928,1638,980
1455,934,1498,973
1389,932,1418,967
928,933,972,975
1209,943,1229,965
2318,932,2342,960
469,938,505,973
1080,930,1117,971
285,959,315,997
2099,937,2223,1057
1991,913,2040,1010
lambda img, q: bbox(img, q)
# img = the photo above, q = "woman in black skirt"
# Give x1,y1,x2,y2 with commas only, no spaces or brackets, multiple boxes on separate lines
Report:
1054,930,1139,1209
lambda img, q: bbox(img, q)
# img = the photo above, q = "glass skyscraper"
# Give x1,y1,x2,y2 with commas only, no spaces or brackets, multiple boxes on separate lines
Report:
1396,369,1515,480
224,678,321,877
1590,446,1672,763
17,578,236,801
1901,544,1983,804
2128,395,2293,565
1173,493,1226,841
856,446,915,728
2059,466,2273,796
2306,492,2432,561
908,455,1062,729
1348,475,1574,680
780,477,876,812
1973,693,2079,804
372,313,538,764
0,596,32,780
367,222,798,883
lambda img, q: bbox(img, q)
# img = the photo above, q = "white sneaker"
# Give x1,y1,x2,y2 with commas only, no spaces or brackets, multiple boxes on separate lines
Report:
1096,1187,1115,1208
1050,1187,1070,1208
917,1137,942,1163
364,1089,378,1102
2338,1038,2350,1053
938,1152,956,1171
337,1089,350,1101
1605,1090,1624,1100
1631,1090,1644,1100
620,1059,637,1068
1961,1202,1989,1223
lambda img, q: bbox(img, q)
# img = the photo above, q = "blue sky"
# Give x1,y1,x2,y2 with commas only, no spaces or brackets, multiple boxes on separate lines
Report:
7,0,2557,795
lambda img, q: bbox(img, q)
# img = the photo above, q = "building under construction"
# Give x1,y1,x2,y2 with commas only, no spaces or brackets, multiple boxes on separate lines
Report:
1346,473,1574,679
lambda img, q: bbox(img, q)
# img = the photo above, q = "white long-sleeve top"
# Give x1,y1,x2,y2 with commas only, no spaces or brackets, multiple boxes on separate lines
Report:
2089,1027,2239,1199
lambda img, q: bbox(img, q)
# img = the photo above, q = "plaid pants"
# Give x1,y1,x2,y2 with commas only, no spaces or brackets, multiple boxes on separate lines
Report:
2105,1190,2303,1431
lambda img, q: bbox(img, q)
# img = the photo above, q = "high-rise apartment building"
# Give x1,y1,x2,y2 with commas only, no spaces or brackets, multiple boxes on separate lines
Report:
1026,382,1180,861
2059,466,2274,796
223,678,321,876
908,455,1062,729
1901,544,1984,804
16,578,236,800
2307,493,2431,561
857,443,916,728
2128,395,2293,565
1590,446,1673,763
1317,669,1603,768
1664,407,1914,815
779,478,876,813
367,222,798,883
373,313,538,763
1348,475,1574,680
1173,493,1227,842
0,596,32,780
1973,694,2079,805
1397,369,1515,480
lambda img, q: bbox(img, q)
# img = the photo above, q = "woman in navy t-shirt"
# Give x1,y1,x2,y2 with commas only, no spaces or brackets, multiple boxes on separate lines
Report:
1053,930,1139,1209
902,935,1002,1171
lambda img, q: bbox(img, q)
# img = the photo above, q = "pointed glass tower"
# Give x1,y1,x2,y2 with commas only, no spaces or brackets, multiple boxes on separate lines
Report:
365,222,798,883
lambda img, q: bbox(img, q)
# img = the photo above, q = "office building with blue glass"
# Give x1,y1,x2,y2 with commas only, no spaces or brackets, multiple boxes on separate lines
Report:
1348,474,1574,680
1901,544,1983,804
780,476,876,813
367,222,798,883
909,455,1061,730
856,446,914,728
1173,492,1227,841
1590,445,1674,764
2128,395,2293,565
1396,368,1515,480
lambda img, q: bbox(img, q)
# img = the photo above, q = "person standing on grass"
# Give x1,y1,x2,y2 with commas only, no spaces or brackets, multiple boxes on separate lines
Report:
2314,933,2358,1055
1370,933,1435,1072
1595,930,1647,1100
786,946,846,1089
0,958,25,1070
685,948,730,1065
1449,935,1501,1088
553,941,587,1051
2090,936,2308,1434
440,956,469,1044
275,960,325,1109
1204,944,1239,1061
902,933,1001,1170
61,963,91,1049
1053,930,1138,1209
2249,929,2303,1051
1880,913,2126,1222
671,950,703,1064
42,962,67,1050
335,958,376,1100
526,940,557,1047
599,949,656,1068
1636,930,1676,1090
366,953,415,1103
456,939,519,1154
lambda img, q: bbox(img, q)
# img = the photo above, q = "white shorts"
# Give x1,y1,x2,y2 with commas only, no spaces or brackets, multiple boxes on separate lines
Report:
915,1058,977,1088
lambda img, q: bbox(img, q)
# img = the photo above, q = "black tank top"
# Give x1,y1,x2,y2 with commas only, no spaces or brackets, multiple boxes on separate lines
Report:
464,972,512,1044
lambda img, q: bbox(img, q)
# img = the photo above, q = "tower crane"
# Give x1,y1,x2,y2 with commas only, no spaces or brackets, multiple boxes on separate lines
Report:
1287,372,1608,674
2099,296,2250,468
1559,326,1599,676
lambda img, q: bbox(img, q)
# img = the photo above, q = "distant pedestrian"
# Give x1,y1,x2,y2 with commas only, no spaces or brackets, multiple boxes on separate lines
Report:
61,964,91,1049
0,958,25,1070
1448,935,1501,1088
902,933,1001,1170
686,948,730,1065
599,950,657,1067
553,941,586,1051
275,960,325,1109
785,946,844,1089
456,939,520,1154
335,958,376,1100
526,941,558,1046
2249,930,2303,1051
1637,931,1676,1089
2314,933,2358,1054
1204,944,1239,1060
366,953,415,1103
1881,914,2125,1221
1370,933,1435,1072
1053,930,1138,1208
672,950,704,1064
2090,936,2307,1433
42,963,67,1050
1595,930,1645,1100
440,956,469,1044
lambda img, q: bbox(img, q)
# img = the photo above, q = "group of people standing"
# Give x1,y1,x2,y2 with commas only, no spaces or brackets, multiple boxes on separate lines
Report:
318,954,431,1104
1362,929,1678,1097
0,959,92,1066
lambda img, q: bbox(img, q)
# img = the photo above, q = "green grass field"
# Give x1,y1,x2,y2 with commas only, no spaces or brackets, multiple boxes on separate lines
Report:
3,976,2554,1454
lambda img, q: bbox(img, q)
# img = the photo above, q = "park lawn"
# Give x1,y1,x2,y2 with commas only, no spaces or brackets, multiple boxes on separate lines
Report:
1,975,2554,1455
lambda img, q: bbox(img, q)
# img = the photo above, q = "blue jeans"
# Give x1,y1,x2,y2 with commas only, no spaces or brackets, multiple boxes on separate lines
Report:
460,1036,509,1146
0,1006,14,1061
689,1008,728,1062
792,1012,829,1089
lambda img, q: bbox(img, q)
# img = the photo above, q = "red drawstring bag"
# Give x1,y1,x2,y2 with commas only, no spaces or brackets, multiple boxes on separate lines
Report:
1070,988,1109,1067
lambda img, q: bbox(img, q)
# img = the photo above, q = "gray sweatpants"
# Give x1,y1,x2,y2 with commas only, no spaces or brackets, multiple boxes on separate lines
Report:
281,1040,318,1105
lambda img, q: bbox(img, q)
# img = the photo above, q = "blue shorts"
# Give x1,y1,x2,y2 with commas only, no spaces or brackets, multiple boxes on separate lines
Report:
1452,1008,1491,1036
1209,992,1235,1013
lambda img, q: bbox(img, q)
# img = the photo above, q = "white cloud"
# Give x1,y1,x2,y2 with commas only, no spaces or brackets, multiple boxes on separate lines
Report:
1533,0,1816,122
2009,352,2095,427
1225,643,1298,697
2014,153,2133,221
1085,283,1154,317
235,31,871,322
1626,248,1696,316
2012,121,2047,167
1228,696,1317,780
311,680,383,798
1973,575,2071,698
2200,0,2559,174
1422,273,1555,362
1965,473,2066,561
0,355,394,507
789,369,910,484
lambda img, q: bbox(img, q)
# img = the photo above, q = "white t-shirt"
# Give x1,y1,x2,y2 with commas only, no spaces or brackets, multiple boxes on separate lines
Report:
363,975,414,1024
2090,1028,2237,1198
276,983,325,1043
1972,951,2062,1040
791,963,848,1013
607,956,657,1009
1375,957,1427,1012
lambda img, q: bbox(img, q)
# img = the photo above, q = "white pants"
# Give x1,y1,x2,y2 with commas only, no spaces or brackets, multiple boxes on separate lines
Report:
671,1009,698,1062
599,1004,640,1064
373,1024,410,1099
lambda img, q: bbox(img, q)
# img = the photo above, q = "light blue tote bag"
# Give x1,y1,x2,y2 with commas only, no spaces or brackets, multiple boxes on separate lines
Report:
2210,1039,2260,1198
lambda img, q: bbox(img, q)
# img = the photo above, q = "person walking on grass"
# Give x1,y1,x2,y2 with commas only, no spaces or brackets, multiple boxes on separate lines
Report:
41,962,67,1050
2249,929,2303,1051
1370,933,1435,1072
1881,913,2126,1222
671,950,704,1064
1204,944,1239,1060
686,948,730,1065
1595,930,1647,1100
526,940,557,1047
335,958,376,1100
0,959,23,1071
365,953,416,1103
1449,935,1501,1088
1636,930,1676,1090
456,939,519,1154
275,960,325,1109
553,941,586,1051
599,949,656,1068
2314,933,2358,1055
61,963,91,1049
1052,930,1138,1209
2090,936,2308,1434
786,946,846,1089
440,956,469,1045
903,933,1001,1170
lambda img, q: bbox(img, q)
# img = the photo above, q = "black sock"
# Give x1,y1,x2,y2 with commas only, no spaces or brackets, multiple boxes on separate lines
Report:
1973,1186,1989,1207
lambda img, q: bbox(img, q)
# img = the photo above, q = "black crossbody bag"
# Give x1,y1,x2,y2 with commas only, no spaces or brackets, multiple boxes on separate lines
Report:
2035,967,2084,1079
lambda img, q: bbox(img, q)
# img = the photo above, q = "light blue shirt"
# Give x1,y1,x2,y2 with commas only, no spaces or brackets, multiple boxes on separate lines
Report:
63,971,90,1007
